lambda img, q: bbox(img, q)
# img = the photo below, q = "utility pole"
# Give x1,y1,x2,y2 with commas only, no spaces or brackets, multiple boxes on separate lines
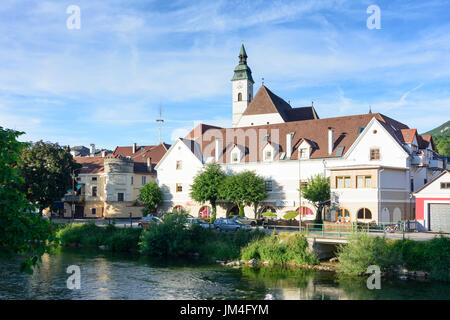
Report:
298,153,302,233
71,170,75,222
156,103,164,144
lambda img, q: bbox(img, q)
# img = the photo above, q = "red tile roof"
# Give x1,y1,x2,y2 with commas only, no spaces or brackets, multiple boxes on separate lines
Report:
74,156,105,174
185,113,410,163
113,143,170,164
396,129,417,144
242,85,318,122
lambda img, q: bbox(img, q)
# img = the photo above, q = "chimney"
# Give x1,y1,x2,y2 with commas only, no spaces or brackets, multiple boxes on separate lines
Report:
101,150,106,158
328,127,334,155
215,138,222,163
132,143,137,154
147,157,152,172
89,144,95,157
286,132,294,159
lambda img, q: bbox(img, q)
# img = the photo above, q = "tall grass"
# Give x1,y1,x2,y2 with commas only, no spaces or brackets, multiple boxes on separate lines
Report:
241,233,318,266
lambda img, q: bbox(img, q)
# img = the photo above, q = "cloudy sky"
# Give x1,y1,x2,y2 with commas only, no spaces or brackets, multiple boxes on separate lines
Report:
1,0,449,149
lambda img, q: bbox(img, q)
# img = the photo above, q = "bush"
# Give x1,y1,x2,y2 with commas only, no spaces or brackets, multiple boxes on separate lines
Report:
336,233,400,276
56,222,142,252
241,233,318,266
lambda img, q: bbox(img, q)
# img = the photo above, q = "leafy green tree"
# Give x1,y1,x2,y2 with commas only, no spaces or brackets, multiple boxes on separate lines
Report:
138,181,163,216
0,127,56,273
18,140,81,213
436,136,450,157
190,164,226,221
220,171,267,218
300,174,330,223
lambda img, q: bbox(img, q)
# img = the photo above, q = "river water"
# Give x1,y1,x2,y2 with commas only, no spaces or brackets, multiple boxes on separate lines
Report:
0,249,449,300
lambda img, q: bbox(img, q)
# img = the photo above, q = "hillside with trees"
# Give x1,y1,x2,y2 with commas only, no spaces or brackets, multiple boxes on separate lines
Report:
423,120,450,157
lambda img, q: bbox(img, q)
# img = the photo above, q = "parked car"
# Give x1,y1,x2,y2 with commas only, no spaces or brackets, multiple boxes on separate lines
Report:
185,218,210,229
138,216,163,228
213,218,250,232
230,215,257,226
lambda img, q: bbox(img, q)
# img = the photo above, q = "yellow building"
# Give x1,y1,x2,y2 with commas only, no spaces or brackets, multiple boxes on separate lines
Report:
63,143,169,218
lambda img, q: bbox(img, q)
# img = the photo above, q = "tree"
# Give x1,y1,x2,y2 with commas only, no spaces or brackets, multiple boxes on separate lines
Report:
190,164,225,221
220,171,267,218
300,174,330,223
138,181,163,216
436,136,450,157
0,127,56,274
18,140,81,213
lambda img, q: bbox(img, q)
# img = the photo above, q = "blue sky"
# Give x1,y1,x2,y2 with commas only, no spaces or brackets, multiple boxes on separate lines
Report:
1,0,449,150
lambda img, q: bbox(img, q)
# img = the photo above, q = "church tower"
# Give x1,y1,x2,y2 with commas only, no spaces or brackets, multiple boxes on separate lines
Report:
231,44,254,128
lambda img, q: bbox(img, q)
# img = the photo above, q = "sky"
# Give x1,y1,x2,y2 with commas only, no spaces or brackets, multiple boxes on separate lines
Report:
0,0,450,150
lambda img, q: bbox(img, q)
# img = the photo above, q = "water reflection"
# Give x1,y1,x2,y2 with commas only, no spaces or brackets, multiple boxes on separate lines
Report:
0,250,449,300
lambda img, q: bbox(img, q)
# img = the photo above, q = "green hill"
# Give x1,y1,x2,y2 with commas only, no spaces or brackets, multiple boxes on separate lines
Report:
423,120,450,136
422,120,450,157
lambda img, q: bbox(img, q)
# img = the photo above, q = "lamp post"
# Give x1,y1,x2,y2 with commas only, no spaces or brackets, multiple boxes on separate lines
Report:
71,170,75,222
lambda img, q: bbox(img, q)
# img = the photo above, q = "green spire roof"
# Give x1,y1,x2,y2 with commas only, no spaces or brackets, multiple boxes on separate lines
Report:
232,44,254,83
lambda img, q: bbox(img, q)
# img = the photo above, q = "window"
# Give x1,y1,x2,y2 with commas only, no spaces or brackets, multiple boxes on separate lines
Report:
92,186,97,197
299,181,308,189
357,175,372,188
370,148,380,160
265,180,273,192
131,176,134,185
299,148,308,159
248,93,252,102
336,176,351,188
264,150,273,162
357,208,372,220
176,183,183,192
238,92,242,101
92,177,97,181
117,193,124,202
231,152,240,163
410,178,414,192
337,208,351,222
176,160,182,170
91,208,96,215
441,182,450,189
424,179,427,185
142,176,147,185
199,206,211,219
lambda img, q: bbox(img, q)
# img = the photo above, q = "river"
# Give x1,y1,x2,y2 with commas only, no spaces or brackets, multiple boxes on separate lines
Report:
0,249,449,300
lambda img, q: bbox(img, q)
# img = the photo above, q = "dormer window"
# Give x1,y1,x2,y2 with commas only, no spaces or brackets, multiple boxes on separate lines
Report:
263,144,274,162
299,148,308,159
230,145,241,164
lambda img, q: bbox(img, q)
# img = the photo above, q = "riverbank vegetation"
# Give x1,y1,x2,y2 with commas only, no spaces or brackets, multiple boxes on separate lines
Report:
336,233,450,281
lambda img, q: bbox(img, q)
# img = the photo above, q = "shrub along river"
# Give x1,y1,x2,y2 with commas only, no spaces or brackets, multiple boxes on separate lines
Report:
0,249,449,300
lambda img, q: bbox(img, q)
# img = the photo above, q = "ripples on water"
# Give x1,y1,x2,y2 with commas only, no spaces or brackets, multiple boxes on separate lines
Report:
0,250,449,300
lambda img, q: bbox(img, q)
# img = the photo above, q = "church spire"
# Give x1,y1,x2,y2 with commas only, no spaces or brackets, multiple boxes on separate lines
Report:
232,43,254,83
239,44,247,65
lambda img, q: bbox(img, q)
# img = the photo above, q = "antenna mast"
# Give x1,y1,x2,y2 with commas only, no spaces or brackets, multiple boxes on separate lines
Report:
156,103,164,144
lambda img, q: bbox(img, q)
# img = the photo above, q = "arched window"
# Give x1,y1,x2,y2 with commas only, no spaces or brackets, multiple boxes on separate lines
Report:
198,206,211,219
337,208,351,222
227,205,239,216
173,205,184,213
357,208,372,220
296,207,314,216
238,92,242,101
248,93,252,102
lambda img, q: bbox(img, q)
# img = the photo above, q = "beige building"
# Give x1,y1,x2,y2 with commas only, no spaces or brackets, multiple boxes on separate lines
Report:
63,143,169,218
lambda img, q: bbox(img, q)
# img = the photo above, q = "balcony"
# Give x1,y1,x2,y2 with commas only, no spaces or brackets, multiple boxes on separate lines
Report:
411,155,429,166
429,159,444,169
64,194,84,203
